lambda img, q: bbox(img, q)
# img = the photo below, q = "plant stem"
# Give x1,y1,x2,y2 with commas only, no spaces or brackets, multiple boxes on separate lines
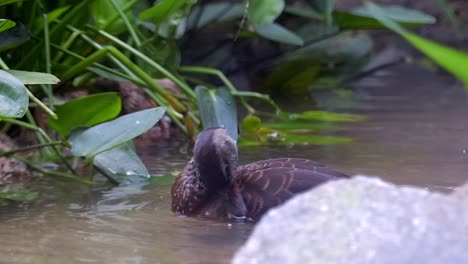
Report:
12,155,94,184
178,66,257,114
0,57,9,70
0,141,64,156
0,118,77,175
109,0,141,47
27,89,58,119
94,28,196,99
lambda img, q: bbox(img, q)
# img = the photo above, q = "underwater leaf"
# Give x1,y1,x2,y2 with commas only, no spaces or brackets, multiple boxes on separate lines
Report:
48,92,122,137
248,0,284,26
365,2,468,87
148,175,175,186
69,107,166,158
0,19,15,33
7,70,60,85
196,86,238,140
0,186,38,202
139,0,185,23
93,141,150,185
256,23,304,46
0,70,28,118
290,110,364,122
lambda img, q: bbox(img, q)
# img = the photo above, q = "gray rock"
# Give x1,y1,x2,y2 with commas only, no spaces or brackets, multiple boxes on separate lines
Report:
232,176,468,264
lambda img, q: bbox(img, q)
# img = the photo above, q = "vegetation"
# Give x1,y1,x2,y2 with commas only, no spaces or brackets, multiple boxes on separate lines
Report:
0,0,466,199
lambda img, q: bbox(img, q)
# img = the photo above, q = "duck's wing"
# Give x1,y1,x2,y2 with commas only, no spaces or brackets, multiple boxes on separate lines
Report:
235,158,349,220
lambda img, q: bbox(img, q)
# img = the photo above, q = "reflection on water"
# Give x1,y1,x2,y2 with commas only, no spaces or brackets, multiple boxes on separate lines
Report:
1,65,468,263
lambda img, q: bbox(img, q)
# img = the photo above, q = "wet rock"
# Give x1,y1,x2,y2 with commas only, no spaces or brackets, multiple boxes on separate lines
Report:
232,176,468,264
0,133,33,184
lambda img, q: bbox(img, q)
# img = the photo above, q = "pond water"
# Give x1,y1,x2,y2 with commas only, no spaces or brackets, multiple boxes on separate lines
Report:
1,64,468,263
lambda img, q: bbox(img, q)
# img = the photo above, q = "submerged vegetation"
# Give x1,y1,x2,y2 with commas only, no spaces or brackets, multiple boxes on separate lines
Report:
0,0,467,200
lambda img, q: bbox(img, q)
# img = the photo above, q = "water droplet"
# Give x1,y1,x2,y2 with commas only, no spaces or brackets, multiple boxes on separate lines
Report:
135,120,140,125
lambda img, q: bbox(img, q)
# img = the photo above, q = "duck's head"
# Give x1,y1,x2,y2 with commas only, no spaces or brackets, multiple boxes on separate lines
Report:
192,128,238,192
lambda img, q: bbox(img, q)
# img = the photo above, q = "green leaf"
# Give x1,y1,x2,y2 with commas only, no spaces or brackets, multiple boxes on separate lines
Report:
284,6,323,20
290,110,364,122
187,3,244,29
48,92,122,137
0,19,15,33
335,4,435,29
307,0,335,26
69,107,166,158
92,0,127,34
365,2,468,87
248,0,284,26
256,23,304,46
148,175,175,186
196,86,238,140
7,70,60,85
93,141,150,185
0,70,28,118
0,0,24,7
139,0,185,23
46,5,71,24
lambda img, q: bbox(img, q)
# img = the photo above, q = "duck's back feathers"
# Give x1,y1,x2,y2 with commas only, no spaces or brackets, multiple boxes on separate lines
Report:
235,158,349,219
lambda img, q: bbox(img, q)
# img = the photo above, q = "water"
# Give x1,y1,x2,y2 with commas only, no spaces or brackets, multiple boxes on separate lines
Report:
1,64,468,263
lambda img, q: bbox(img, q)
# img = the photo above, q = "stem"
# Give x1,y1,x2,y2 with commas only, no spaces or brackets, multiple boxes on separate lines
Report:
0,118,77,175
93,28,196,99
27,89,58,119
109,0,141,47
0,141,64,156
12,155,94,184
0,57,9,70
178,66,256,114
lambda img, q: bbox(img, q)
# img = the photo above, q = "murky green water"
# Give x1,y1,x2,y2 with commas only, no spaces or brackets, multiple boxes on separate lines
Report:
1,65,468,263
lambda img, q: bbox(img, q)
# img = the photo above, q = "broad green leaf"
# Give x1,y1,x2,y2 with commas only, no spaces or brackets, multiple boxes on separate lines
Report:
256,23,304,46
48,92,122,137
196,86,238,140
0,0,24,7
248,0,284,26
94,141,150,185
0,70,28,118
139,0,185,23
0,186,38,202
335,4,435,29
69,107,166,158
365,2,468,87
7,70,60,85
187,3,244,29
0,19,15,33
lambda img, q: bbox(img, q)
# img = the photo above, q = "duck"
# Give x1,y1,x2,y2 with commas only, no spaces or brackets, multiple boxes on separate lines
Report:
171,128,350,221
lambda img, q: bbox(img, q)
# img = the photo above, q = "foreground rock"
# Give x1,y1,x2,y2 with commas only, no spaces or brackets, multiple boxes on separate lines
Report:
233,176,468,264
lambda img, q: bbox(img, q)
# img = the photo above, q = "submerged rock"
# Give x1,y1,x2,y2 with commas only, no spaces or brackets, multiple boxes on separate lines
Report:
232,176,468,264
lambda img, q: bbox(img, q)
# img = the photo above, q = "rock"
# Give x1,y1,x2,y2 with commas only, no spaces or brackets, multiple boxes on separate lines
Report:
0,133,33,184
232,176,468,264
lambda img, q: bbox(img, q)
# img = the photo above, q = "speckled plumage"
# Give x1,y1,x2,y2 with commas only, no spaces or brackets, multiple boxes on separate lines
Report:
171,128,349,221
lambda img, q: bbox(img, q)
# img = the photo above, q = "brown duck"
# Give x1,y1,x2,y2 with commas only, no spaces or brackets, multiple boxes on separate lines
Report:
171,128,349,221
